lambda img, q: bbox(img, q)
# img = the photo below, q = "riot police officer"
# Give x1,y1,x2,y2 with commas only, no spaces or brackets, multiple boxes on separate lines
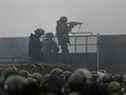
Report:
56,16,72,54
41,32,59,63
29,28,45,62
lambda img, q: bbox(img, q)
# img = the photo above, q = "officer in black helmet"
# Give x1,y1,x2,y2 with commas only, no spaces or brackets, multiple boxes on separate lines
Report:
56,16,83,54
41,32,59,63
56,16,73,54
29,28,45,62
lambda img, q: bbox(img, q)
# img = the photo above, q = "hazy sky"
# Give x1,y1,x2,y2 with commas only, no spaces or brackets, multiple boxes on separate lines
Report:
0,0,126,37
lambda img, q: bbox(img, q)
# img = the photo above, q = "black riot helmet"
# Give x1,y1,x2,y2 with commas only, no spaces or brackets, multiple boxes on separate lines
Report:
45,32,54,40
34,28,45,37
59,16,68,23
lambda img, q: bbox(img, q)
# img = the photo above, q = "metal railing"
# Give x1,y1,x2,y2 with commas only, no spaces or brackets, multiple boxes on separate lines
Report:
62,32,97,53
0,33,99,69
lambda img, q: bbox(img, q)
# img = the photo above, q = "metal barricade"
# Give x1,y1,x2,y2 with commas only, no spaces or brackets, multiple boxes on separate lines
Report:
0,33,99,69
67,32,97,54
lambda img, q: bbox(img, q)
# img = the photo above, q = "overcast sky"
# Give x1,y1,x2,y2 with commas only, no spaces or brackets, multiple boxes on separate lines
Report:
0,0,126,37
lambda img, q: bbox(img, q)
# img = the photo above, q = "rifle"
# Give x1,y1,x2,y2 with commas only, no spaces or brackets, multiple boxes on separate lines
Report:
67,21,83,28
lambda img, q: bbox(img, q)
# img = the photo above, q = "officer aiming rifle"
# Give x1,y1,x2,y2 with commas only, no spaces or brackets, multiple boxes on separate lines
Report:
56,16,83,54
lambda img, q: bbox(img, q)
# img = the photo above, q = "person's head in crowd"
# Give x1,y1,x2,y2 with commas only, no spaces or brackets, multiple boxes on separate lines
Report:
67,69,88,92
97,71,107,82
31,73,42,81
18,70,31,78
9,65,18,72
61,70,72,81
2,66,18,80
91,71,98,82
4,75,27,95
107,81,121,95
102,74,112,83
73,68,92,83
111,74,123,83
50,68,63,76
30,72,42,85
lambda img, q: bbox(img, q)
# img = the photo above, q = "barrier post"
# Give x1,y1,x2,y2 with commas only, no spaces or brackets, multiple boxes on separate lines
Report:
74,36,77,53
96,33,100,72
85,36,88,53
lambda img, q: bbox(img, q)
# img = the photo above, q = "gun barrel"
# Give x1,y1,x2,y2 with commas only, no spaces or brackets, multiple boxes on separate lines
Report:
68,21,83,25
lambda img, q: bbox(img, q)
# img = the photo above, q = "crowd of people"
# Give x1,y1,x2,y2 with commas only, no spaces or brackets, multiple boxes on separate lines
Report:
0,64,125,95
28,16,83,62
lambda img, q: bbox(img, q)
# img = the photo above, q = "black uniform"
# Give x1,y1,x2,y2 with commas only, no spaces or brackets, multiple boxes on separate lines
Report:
56,19,72,54
29,34,42,61
41,33,59,63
